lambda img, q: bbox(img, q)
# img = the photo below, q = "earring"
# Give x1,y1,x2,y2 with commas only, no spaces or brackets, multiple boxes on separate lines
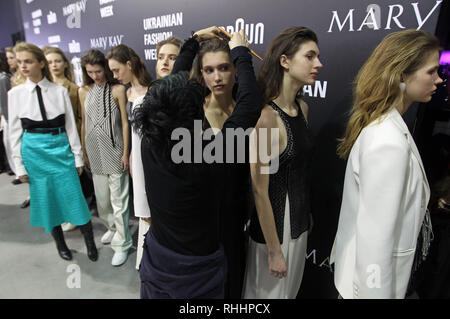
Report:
399,82,406,92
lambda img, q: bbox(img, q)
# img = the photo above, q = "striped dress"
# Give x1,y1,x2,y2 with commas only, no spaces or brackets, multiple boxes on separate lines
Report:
84,83,124,174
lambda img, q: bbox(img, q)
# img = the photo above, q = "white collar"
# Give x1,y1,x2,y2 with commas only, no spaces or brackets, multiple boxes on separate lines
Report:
24,77,52,92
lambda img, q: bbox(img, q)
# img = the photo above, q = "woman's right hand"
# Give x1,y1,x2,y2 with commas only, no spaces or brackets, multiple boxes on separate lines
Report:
228,29,249,50
193,26,224,42
268,250,287,279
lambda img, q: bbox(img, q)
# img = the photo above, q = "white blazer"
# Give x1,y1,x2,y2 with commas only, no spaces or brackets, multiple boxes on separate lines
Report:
330,107,430,299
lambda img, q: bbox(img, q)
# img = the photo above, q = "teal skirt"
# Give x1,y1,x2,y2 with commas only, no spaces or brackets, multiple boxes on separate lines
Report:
21,128,91,232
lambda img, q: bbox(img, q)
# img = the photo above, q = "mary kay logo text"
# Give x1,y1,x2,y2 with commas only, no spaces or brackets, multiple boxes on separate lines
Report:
328,1,442,32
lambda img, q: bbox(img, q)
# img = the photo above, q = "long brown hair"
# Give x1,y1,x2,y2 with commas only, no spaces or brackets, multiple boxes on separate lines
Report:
80,49,117,86
42,46,75,82
337,30,440,159
194,38,231,94
258,27,318,104
14,42,53,83
106,44,153,86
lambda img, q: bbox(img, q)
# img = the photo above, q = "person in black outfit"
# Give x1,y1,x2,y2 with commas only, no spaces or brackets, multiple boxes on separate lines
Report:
134,27,262,299
190,35,254,299
243,27,322,298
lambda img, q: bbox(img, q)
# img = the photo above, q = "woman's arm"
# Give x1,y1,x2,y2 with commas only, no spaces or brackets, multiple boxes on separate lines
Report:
355,132,409,298
7,89,27,180
78,87,89,169
113,84,129,171
250,107,286,278
222,31,262,132
172,26,224,74
62,87,83,173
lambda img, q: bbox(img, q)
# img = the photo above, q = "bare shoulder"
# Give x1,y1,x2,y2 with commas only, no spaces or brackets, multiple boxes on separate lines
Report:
111,83,126,97
78,85,90,96
298,98,308,110
256,104,278,129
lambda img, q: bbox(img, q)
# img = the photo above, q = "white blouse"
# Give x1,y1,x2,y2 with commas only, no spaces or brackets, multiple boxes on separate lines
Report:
8,77,83,176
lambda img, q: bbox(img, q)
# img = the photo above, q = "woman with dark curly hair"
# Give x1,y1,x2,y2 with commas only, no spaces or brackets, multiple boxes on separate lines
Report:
134,27,262,299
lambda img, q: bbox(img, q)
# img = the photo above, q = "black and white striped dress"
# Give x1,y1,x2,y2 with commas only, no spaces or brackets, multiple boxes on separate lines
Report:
84,83,124,175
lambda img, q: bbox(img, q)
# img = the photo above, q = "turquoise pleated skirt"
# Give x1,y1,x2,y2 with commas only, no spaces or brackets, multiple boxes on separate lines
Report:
21,128,91,232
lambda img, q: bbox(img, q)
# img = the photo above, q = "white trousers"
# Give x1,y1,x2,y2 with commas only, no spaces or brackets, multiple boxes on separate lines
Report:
135,218,150,270
243,194,308,299
92,172,132,252
2,117,15,174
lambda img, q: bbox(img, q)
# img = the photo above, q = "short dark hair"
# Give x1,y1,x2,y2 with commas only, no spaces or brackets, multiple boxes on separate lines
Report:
133,71,205,163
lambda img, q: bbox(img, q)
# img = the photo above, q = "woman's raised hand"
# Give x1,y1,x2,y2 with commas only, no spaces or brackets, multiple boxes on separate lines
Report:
228,29,249,50
193,26,225,42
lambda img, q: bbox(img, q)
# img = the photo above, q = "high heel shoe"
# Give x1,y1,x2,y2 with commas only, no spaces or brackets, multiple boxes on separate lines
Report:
21,199,30,209
79,221,98,261
51,226,72,260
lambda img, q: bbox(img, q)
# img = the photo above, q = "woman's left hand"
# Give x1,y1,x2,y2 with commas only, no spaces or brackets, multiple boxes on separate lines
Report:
121,154,129,171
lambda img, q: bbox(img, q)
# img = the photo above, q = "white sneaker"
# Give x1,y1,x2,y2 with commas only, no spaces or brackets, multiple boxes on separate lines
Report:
61,222,78,232
111,251,128,267
101,230,115,244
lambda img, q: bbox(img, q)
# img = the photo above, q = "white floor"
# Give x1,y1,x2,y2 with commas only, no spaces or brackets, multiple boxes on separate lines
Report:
0,172,140,299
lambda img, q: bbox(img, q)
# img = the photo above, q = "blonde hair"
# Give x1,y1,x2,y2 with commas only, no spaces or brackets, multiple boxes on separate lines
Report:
5,46,25,85
337,30,440,159
13,42,53,83
42,46,75,82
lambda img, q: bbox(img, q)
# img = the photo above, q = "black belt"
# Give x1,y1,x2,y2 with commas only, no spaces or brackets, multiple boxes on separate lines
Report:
26,127,66,135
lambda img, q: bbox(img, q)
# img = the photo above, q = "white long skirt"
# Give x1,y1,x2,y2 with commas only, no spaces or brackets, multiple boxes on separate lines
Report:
243,194,308,299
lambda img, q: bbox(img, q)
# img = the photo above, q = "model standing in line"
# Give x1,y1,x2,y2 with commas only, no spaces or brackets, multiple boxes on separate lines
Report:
106,43,153,270
243,27,321,299
331,30,442,299
8,42,97,261
44,46,96,232
79,49,132,266
191,36,256,299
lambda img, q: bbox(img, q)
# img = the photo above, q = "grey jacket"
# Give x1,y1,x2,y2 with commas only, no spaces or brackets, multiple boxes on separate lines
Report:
0,72,11,121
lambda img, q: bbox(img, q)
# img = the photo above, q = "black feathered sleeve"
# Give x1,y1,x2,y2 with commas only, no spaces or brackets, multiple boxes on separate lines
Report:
172,38,199,74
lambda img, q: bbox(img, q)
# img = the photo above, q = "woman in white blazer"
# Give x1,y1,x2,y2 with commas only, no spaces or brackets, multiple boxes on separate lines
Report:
331,30,443,299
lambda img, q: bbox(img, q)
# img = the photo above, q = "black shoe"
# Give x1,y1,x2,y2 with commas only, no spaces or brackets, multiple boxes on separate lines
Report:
12,178,22,185
80,221,98,261
51,226,72,261
21,199,30,209
7,170,14,176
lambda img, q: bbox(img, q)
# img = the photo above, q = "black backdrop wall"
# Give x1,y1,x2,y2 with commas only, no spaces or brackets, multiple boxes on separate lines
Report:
17,0,443,298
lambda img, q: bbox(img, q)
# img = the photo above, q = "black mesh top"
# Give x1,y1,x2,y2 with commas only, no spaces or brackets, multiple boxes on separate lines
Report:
249,100,314,244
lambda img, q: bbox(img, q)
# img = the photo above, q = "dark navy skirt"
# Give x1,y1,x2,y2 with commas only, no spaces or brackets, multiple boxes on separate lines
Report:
140,229,227,299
